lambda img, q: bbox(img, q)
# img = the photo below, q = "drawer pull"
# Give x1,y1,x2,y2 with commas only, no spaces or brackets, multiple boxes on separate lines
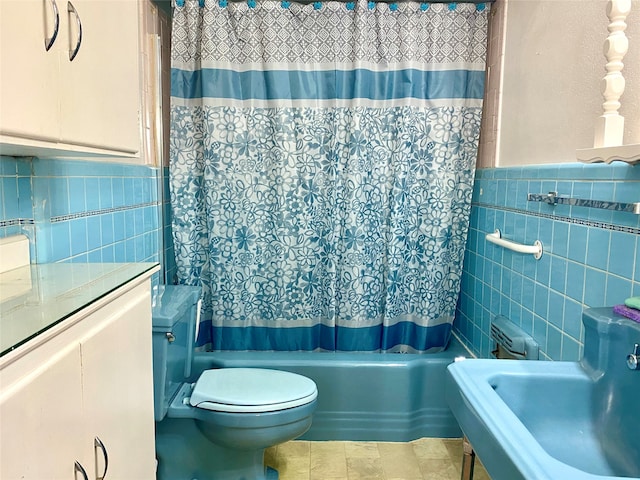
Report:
67,1,82,61
74,461,88,480
44,0,60,51
94,436,109,479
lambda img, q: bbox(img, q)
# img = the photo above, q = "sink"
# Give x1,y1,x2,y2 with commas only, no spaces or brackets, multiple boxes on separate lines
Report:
446,308,640,480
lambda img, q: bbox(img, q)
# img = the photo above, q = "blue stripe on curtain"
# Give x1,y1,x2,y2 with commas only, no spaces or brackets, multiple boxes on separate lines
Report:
171,68,486,101
204,321,452,352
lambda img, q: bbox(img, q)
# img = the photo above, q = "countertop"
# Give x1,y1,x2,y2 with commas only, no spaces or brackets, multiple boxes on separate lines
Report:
0,262,158,357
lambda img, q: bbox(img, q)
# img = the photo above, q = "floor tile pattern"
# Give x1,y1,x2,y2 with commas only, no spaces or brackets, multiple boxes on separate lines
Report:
265,438,492,480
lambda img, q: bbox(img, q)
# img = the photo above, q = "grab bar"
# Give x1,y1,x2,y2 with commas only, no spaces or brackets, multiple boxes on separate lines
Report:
485,229,543,260
528,192,640,215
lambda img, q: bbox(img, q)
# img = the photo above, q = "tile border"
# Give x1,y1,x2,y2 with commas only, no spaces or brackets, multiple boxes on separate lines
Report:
0,218,35,228
473,202,640,235
50,201,159,223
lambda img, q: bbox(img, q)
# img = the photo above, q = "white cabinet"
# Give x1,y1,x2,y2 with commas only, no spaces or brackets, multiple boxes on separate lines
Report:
0,344,84,480
80,289,156,479
0,276,156,479
0,0,61,144
0,0,141,158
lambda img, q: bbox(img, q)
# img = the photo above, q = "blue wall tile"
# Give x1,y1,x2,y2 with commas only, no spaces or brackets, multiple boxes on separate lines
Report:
583,268,606,308
100,214,115,245
2,177,19,219
456,164,640,361
0,156,35,247
70,218,88,256
565,262,585,302
87,216,102,251
608,231,636,279
99,178,113,209
605,275,632,306
586,228,610,270
17,177,32,219
50,222,71,260
567,224,588,263
50,178,70,217
85,178,101,211
546,324,562,360
0,157,162,268
68,178,86,214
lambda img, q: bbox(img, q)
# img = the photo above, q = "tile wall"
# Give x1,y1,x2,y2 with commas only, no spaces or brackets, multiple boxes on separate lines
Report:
455,162,640,361
0,156,161,268
0,157,34,241
162,166,177,283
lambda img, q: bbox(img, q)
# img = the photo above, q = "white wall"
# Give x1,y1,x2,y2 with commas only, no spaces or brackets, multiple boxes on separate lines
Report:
491,0,640,166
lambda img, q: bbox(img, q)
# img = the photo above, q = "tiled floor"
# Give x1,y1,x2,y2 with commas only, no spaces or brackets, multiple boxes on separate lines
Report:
265,438,492,480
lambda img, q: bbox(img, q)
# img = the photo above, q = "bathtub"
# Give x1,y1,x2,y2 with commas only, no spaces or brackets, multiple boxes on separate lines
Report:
191,336,468,442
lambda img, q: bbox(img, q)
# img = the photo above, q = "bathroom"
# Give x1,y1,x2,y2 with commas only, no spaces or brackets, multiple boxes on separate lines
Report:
0,0,639,479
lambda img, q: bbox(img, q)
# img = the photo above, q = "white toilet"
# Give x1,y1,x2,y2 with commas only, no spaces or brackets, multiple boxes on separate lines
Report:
151,285,318,480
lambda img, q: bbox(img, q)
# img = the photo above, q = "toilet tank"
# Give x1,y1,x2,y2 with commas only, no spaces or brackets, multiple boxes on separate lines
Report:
151,285,201,421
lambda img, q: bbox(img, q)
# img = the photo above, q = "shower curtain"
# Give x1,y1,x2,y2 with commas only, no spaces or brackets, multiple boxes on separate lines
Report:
170,0,488,353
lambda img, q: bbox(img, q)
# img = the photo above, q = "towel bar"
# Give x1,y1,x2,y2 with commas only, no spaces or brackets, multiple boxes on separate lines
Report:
528,192,640,215
485,229,543,260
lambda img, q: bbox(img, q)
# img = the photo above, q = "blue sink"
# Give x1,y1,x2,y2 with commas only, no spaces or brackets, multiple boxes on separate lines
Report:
446,308,640,480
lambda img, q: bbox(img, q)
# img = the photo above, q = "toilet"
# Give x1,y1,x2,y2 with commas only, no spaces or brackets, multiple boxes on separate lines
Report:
151,285,318,480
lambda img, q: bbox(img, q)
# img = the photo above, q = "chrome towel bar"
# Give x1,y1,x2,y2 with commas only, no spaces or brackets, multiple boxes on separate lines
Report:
485,229,543,260
528,192,640,215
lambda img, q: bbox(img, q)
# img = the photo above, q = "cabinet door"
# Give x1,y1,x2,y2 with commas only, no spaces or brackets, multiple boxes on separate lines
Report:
0,0,61,142
0,343,85,480
59,0,141,154
80,285,156,479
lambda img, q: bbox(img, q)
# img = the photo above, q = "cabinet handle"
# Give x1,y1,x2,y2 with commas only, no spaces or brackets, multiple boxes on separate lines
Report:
94,437,109,480
67,1,82,61
74,461,89,480
44,0,60,51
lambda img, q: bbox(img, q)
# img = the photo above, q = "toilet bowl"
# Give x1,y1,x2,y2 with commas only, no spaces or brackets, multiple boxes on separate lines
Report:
151,285,318,480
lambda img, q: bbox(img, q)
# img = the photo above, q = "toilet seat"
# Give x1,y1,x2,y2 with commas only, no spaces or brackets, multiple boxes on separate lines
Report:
190,368,318,413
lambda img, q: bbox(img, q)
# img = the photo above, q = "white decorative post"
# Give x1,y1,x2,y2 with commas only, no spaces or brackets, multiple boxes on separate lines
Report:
593,0,630,148
577,0,639,164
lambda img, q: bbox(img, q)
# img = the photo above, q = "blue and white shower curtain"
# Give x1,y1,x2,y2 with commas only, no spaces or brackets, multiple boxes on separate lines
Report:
170,0,488,352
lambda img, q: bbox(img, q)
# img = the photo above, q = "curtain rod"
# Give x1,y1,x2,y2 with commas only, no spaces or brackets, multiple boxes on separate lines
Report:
154,0,493,16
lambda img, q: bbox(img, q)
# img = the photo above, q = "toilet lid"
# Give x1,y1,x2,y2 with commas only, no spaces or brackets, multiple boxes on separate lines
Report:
190,368,318,413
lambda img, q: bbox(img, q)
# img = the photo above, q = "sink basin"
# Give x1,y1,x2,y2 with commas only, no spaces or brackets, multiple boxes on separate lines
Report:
446,308,640,480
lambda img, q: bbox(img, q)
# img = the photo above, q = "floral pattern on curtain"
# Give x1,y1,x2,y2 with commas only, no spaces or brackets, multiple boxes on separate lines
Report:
170,0,489,352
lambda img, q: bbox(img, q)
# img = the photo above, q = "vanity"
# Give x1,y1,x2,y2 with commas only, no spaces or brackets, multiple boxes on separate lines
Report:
0,235,159,479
